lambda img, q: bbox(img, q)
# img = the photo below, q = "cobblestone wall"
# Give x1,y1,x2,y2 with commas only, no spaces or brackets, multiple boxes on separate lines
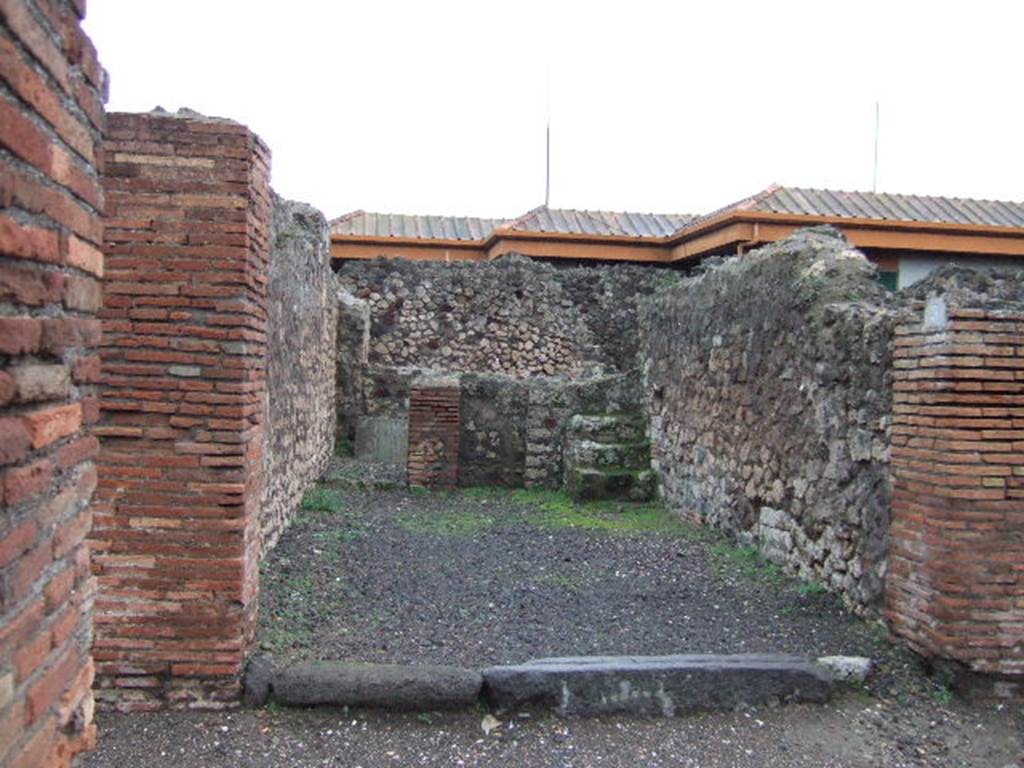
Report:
643,227,897,610
261,195,336,550
336,255,676,378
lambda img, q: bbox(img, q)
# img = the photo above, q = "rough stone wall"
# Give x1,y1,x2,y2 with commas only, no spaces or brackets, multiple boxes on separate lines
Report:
261,195,336,551
335,289,369,446
0,2,104,765
886,268,1024,683
459,375,528,487
336,255,675,378
95,111,271,710
355,366,643,489
643,228,897,610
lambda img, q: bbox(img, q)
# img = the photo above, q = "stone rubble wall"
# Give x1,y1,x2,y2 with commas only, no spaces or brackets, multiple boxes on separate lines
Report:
336,255,676,379
348,364,644,489
643,227,898,611
335,289,369,449
260,195,336,551
0,2,105,765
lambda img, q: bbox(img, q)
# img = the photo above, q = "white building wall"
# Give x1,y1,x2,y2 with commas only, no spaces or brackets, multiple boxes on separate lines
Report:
898,254,1024,289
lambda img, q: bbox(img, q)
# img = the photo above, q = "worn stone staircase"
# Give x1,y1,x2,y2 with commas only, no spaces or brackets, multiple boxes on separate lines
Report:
564,412,656,502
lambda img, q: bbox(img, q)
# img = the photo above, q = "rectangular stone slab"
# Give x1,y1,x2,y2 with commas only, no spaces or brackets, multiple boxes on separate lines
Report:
354,416,409,465
273,661,482,711
482,654,834,717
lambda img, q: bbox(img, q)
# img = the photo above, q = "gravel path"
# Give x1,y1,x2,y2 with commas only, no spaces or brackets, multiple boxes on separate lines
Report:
81,483,1023,767
81,696,1021,768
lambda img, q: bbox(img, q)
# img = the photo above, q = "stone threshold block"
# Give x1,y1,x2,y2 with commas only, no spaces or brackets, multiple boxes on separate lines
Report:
252,660,483,711
482,654,834,717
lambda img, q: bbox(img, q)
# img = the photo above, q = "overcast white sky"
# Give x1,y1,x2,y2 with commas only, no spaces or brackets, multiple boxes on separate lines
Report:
84,1,1023,221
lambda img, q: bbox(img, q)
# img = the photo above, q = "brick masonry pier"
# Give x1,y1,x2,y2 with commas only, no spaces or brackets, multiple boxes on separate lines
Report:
888,296,1024,694
92,111,271,710
407,378,461,488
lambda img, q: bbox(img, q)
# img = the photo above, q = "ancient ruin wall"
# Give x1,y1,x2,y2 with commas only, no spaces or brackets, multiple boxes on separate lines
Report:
336,255,675,378
0,2,104,765
643,228,896,610
887,269,1024,683
261,196,336,550
95,111,271,710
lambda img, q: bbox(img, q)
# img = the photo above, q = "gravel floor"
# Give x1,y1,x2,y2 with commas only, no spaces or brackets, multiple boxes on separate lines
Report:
257,484,893,671
81,482,1023,767
81,695,1021,768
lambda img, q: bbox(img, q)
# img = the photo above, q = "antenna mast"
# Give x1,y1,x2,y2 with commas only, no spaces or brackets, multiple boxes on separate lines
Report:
872,101,880,193
545,121,550,208
544,67,551,208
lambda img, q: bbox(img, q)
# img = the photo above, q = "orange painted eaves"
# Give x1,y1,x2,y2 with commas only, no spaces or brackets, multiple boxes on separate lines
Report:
664,210,1024,262
331,209,1024,265
330,233,486,249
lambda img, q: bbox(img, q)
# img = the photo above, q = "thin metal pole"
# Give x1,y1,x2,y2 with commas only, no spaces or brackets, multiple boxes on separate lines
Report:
545,120,550,208
545,66,551,208
873,101,880,193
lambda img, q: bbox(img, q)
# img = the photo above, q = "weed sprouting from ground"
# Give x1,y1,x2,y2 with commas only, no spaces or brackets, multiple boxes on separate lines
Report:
797,579,828,597
709,542,785,585
509,488,712,538
407,485,453,499
301,486,344,514
398,509,494,536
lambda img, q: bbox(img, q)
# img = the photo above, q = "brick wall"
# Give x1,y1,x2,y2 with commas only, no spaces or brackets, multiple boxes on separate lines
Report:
0,0,105,764
407,379,460,488
887,295,1024,687
94,111,271,710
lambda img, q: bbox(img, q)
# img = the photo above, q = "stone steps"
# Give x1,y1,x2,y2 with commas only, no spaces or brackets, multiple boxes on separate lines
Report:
564,411,655,502
567,439,651,469
567,467,657,502
567,413,647,443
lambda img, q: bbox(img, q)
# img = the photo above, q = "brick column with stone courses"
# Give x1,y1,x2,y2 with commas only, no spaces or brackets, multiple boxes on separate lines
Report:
93,111,271,710
0,1,106,764
887,298,1024,691
407,379,461,488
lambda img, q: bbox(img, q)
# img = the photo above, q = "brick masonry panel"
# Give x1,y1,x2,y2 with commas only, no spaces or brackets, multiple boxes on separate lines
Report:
0,1,104,765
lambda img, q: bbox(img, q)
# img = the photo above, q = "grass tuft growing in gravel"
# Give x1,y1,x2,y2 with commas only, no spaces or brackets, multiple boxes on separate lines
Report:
301,486,344,514
508,488,712,538
709,542,785,585
398,509,495,536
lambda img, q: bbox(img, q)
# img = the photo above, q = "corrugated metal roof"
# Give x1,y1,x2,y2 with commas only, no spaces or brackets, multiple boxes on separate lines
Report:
683,185,1024,232
332,189,1024,244
329,210,506,241
755,187,1024,227
506,207,694,238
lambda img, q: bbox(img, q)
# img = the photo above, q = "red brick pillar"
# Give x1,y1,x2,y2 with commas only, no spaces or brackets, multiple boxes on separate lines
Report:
407,378,461,488
887,297,1024,694
94,111,271,710
0,1,105,764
